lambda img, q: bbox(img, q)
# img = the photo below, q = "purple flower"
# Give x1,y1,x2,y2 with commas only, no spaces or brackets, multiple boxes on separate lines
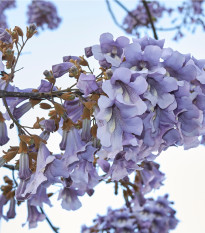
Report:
15,179,30,201
39,119,56,132
0,13,7,29
0,50,4,71
63,98,84,123
0,194,8,220
69,159,100,191
0,0,16,11
91,33,130,68
63,55,81,63
82,194,178,232
139,161,165,194
29,185,52,207
63,127,86,165
192,0,203,14
59,130,68,150
13,101,32,120
24,200,46,229
123,1,170,35
0,112,9,146
52,62,74,78
95,94,144,155
0,28,12,43
44,156,69,184
108,151,141,181
58,187,84,211
84,47,93,58
122,38,163,69
19,153,32,180
7,197,16,219
22,143,55,197
27,0,61,31
81,119,91,141
0,1,16,29
77,73,98,96
37,79,57,92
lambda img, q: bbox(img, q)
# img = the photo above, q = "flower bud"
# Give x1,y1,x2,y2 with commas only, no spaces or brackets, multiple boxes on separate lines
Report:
11,30,18,43
105,69,113,79
69,65,78,77
19,153,32,180
26,24,37,39
14,26,23,37
43,70,52,78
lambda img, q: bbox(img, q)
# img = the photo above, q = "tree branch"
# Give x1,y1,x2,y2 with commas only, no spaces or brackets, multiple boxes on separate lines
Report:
105,0,125,30
40,207,59,233
2,82,24,134
3,164,16,170
0,89,81,100
114,0,136,21
142,0,158,40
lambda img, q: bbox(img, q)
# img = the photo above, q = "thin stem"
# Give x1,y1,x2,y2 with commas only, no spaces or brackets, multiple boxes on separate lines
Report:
14,67,24,73
2,38,29,135
113,0,147,26
2,82,24,134
142,0,158,40
12,166,18,187
96,72,103,79
87,63,93,74
3,164,16,170
40,207,59,233
105,0,125,30
0,88,80,99
69,82,77,89
114,0,136,22
11,38,28,79
156,25,181,31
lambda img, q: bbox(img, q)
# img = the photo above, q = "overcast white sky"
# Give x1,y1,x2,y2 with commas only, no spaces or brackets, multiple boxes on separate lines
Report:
0,1,205,233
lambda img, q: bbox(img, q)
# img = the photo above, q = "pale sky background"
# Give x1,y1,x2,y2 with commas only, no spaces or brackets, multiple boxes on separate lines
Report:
1,1,205,233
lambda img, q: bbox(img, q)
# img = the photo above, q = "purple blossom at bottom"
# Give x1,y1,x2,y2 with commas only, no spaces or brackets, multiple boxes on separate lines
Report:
23,200,46,229
82,195,178,233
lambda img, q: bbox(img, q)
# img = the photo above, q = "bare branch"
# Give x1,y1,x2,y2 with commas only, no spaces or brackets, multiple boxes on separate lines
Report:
0,88,82,100
40,207,59,233
142,0,158,40
105,0,125,30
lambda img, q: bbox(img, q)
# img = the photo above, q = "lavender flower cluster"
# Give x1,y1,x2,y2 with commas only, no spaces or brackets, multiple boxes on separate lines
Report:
1,28,204,229
86,32,205,162
0,0,61,32
82,195,178,233
27,0,61,31
122,0,205,40
0,0,16,29
123,1,172,36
